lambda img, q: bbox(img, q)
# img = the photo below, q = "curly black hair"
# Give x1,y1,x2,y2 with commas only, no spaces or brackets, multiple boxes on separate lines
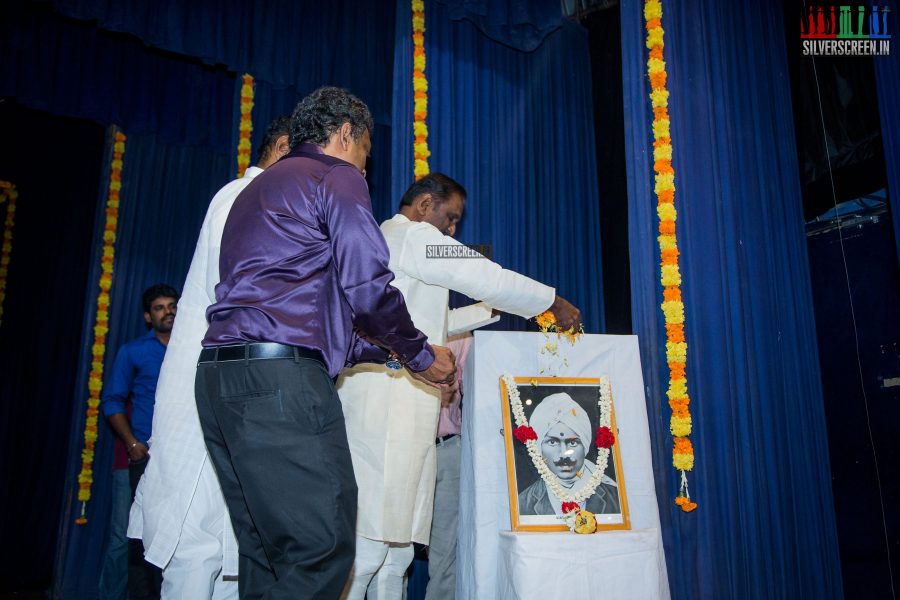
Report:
289,86,374,147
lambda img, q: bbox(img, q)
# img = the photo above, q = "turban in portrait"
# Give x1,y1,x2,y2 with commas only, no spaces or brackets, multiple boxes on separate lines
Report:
528,392,592,447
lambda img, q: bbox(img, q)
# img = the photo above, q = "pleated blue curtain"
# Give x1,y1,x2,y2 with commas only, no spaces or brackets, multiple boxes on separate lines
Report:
620,0,843,597
55,131,231,599
391,0,605,333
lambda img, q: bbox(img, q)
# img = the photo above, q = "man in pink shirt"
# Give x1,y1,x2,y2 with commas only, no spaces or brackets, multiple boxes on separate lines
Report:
427,332,472,600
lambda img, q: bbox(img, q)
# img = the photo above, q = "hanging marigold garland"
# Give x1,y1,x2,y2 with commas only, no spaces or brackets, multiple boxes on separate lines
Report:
236,74,255,178
75,130,126,525
0,181,17,328
644,0,697,513
412,0,431,180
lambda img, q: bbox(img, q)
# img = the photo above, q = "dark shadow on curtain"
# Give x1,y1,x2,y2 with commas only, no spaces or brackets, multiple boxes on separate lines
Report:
0,2,236,156
620,0,843,597
874,7,900,265
49,0,398,116
583,5,632,335
432,0,562,51
392,0,605,334
807,217,900,598
0,100,105,594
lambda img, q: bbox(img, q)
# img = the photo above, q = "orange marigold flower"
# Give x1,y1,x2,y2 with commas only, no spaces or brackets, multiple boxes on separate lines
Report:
653,106,668,121
534,311,556,330
663,287,681,302
657,187,674,201
650,46,664,60
654,160,674,175
646,17,661,30
649,71,667,90
666,323,685,342
673,437,693,454
661,247,679,263
659,220,675,235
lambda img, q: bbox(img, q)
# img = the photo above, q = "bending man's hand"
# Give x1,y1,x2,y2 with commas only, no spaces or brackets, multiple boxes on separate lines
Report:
410,344,457,387
548,295,581,331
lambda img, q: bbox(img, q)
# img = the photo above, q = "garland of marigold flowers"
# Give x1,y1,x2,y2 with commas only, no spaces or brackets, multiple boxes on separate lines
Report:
412,0,430,180
236,74,255,178
75,130,126,525
644,0,697,513
0,181,17,328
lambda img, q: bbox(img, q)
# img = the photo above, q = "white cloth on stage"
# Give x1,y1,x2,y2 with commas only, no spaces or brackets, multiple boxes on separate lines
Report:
336,213,555,546
457,332,670,599
128,166,263,584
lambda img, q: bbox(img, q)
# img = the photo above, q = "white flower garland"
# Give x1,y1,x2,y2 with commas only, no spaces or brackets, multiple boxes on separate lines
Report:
504,374,613,505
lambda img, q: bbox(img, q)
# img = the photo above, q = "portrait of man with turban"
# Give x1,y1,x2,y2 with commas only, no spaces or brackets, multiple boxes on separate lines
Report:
517,391,621,517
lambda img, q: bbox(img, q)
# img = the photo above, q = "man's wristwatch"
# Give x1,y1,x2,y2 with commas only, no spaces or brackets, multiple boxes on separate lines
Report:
386,352,403,371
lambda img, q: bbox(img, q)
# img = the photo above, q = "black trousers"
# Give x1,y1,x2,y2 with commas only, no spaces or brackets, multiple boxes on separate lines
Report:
128,457,162,600
195,355,357,600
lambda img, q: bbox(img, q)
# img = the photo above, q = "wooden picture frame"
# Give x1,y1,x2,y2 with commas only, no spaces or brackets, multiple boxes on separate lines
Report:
500,376,631,532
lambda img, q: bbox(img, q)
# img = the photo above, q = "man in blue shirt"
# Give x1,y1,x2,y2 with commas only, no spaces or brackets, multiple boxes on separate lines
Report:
101,283,179,600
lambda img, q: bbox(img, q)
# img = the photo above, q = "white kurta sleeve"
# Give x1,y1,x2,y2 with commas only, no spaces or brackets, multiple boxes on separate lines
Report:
447,302,499,337
397,223,555,318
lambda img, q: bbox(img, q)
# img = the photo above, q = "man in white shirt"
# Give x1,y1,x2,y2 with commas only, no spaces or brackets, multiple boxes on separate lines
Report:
127,116,291,599
337,173,581,598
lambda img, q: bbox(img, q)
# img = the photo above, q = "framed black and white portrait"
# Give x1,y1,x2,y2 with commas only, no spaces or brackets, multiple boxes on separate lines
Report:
500,376,630,532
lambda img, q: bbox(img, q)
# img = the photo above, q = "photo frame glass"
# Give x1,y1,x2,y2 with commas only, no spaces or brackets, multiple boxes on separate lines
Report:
501,377,630,532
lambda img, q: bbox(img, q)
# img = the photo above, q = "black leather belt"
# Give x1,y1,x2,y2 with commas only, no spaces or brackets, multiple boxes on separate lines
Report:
198,343,324,365
436,434,459,445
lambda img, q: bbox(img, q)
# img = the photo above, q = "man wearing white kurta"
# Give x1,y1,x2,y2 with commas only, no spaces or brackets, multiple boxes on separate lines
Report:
127,117,291,599
337,173,581,598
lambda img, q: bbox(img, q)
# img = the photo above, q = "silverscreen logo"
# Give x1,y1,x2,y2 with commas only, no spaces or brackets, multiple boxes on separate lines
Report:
801,4,891,56
426,244,493,259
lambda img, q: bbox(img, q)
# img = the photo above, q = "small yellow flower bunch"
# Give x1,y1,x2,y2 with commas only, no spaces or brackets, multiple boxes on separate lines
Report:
534,310,583,344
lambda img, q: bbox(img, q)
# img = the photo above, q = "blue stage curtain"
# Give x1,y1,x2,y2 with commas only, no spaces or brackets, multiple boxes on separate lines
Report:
0,2,235,156
391,0,605,333
874,28,900,265
621,0,843,598
54,131,230,600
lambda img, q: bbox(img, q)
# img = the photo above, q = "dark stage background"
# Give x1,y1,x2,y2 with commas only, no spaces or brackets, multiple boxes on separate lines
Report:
0,101,105,592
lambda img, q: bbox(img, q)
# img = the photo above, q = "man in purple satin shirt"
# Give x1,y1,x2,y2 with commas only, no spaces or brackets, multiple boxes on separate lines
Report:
195,87,456,599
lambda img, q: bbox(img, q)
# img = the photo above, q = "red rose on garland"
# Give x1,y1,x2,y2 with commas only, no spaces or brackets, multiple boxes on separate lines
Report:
513,425,538,443
561,502,580,514
595,426,615,449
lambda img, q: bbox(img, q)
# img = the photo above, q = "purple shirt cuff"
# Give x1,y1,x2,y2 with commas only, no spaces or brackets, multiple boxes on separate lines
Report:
347,333,391,366
404,343,435,372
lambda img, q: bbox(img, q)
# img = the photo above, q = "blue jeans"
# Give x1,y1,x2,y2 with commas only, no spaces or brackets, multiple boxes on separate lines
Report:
98,469,130,600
